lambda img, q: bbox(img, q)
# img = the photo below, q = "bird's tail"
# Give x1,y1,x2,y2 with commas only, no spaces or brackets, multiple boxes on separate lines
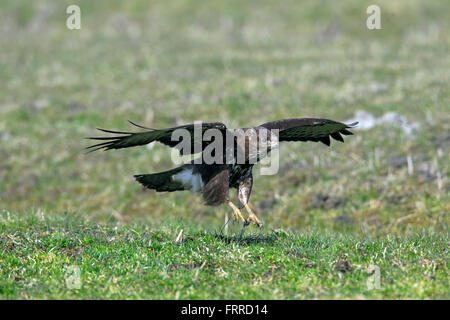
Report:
134,166,186,192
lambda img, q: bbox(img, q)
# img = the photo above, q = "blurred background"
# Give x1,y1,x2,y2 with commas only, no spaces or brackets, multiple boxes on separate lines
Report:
0,0,448,234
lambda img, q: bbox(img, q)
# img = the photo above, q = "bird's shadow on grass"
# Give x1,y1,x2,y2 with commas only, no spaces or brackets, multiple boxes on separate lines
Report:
211,228,281,245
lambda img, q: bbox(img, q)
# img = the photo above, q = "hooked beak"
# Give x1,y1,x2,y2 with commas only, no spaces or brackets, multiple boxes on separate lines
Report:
270,140,279,149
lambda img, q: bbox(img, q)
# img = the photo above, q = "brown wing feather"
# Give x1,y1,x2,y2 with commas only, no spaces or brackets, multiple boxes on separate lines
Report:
86,121,227,154
260,118,358,146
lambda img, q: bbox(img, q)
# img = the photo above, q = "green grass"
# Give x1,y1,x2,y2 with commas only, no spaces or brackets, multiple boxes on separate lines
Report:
0,0,449,299
1,211,448,299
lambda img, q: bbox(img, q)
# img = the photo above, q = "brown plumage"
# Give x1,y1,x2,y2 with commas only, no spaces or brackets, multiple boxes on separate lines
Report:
201,166,230,206
87,118,358,227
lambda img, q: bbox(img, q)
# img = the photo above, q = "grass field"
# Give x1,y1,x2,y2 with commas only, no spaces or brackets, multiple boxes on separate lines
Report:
0,0,449,299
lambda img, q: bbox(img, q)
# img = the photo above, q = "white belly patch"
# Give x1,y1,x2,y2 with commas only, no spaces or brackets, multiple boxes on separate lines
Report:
172,168,204,193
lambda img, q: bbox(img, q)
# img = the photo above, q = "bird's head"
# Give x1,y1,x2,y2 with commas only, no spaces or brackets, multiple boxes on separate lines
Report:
231,127,280,164
257,127,279,151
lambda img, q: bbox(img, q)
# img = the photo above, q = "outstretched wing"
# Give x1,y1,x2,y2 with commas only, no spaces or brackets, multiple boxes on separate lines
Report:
260,118,358,146
86,121,227,155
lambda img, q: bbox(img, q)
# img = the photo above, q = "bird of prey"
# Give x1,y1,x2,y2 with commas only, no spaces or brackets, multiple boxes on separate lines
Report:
87,118,358,227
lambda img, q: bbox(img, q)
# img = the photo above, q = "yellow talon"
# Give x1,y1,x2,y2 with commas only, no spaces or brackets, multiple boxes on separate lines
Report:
244,204,263,228
227,201,246,224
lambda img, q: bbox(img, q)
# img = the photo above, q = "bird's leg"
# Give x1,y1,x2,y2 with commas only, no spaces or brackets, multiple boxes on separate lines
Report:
237,175,263,228
243,203,263,228
227,201,247,224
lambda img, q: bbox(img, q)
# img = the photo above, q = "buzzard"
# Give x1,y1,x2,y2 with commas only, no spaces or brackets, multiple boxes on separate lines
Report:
87,118,358,227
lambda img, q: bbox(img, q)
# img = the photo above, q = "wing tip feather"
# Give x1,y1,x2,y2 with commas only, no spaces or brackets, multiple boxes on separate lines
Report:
128,120,157,130
346,121,359,128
